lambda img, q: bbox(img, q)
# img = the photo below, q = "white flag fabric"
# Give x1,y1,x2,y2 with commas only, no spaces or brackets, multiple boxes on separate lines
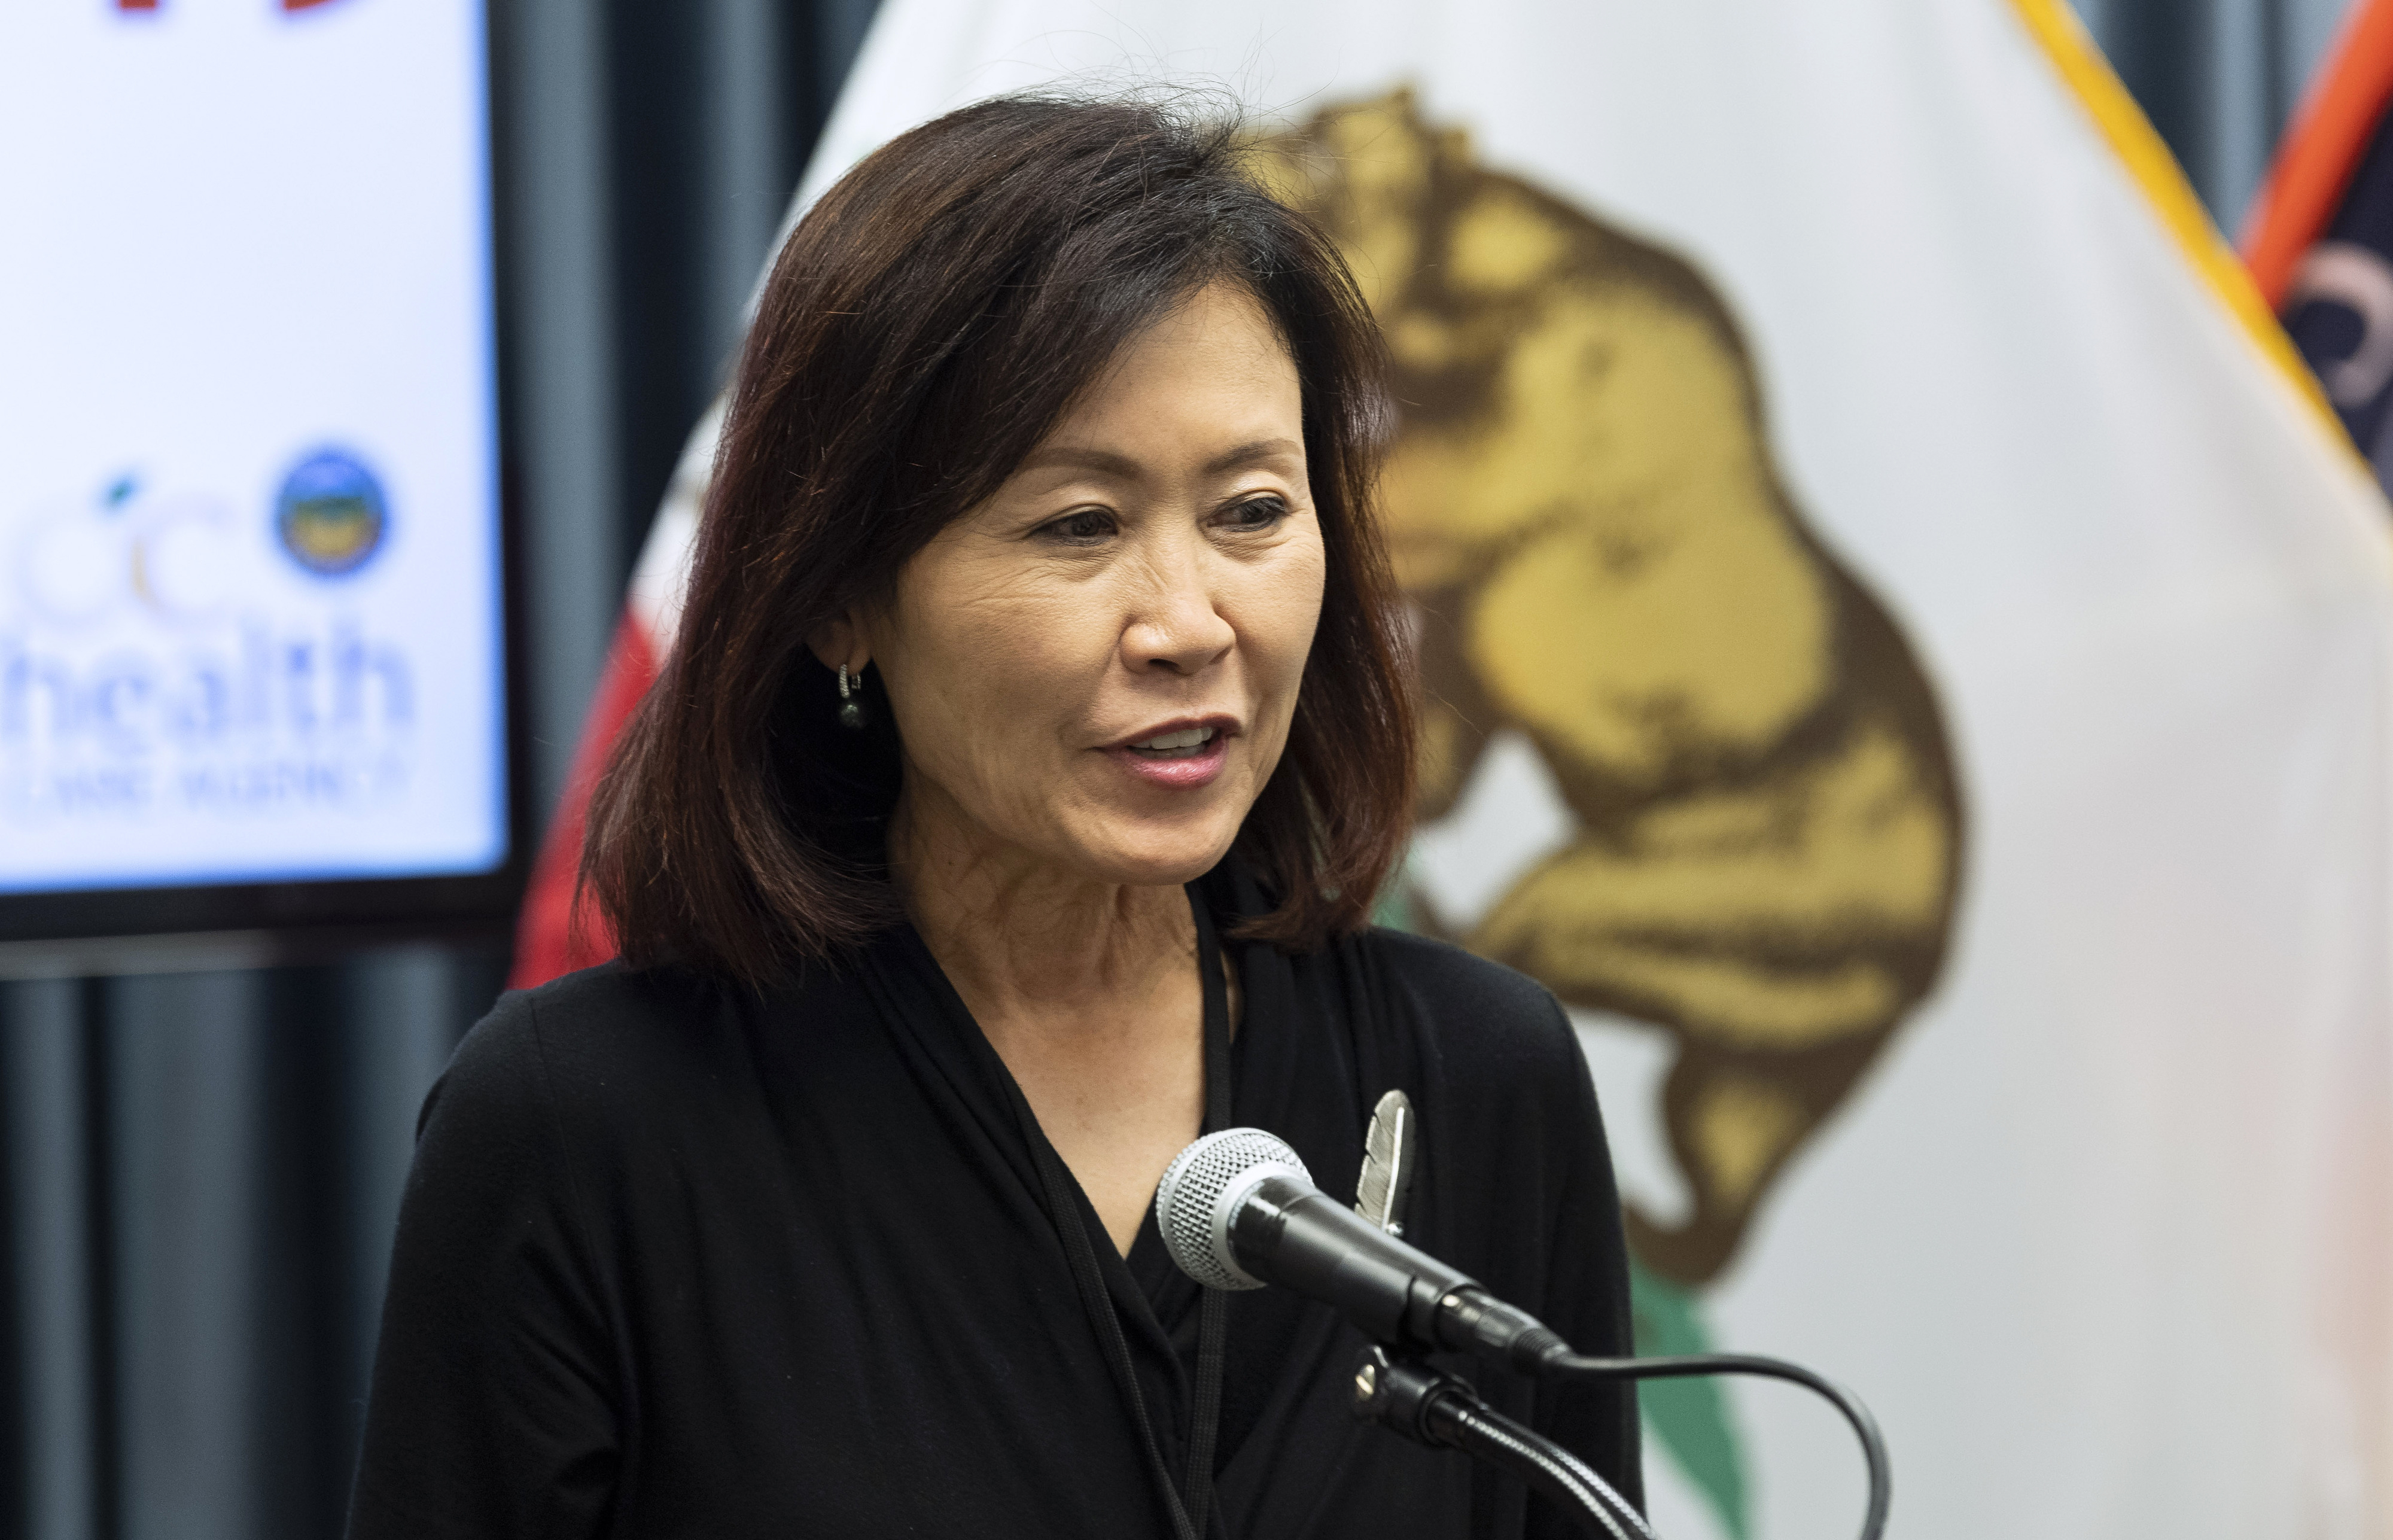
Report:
565,1,2393,1533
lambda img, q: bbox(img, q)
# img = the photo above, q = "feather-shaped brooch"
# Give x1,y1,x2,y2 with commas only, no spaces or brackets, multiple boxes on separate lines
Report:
1354,1089,1419,1237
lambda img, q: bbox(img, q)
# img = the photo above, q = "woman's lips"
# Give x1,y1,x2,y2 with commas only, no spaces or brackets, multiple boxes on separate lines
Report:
1103,732,1231,790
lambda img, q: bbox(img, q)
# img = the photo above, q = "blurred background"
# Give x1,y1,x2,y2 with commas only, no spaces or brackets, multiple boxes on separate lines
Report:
0,0,2377,1536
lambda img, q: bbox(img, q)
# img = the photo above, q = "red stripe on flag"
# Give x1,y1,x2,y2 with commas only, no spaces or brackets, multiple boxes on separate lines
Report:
2244,0,2393,308
508,614,658,990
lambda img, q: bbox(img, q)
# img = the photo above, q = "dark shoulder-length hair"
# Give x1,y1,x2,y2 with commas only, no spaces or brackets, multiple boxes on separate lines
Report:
582,93,1417,985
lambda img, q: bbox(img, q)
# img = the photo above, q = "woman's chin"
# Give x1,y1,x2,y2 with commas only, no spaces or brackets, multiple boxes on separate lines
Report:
1062,817,1243,890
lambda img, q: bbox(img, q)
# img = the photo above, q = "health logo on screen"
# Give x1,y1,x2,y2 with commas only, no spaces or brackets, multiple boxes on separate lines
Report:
2,454,416,838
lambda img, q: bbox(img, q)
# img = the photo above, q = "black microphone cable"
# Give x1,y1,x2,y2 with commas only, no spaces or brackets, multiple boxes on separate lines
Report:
1352,1344,1654,1540
1535,1349,1890,1540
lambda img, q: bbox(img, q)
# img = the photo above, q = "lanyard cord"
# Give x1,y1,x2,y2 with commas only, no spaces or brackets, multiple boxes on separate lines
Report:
1011,892,1234,1540
1182,897,1234,1536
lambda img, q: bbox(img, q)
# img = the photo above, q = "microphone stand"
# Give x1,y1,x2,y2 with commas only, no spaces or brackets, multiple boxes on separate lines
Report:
1349,1346,1654,1540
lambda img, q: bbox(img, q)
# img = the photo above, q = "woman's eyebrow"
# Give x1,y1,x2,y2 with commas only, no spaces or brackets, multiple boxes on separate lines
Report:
1018,445,1141,478
1204,437,1303,474
1015,438,1303,479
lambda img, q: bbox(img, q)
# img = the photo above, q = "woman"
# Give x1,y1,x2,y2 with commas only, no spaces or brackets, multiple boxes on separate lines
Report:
350,95,1640,1539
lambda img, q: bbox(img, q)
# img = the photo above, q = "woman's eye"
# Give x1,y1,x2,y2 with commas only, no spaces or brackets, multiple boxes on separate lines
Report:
1039,509,1116,544
1220,495,1289,531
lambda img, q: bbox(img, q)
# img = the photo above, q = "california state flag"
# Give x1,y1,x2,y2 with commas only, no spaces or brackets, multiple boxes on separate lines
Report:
514,1,2393,1533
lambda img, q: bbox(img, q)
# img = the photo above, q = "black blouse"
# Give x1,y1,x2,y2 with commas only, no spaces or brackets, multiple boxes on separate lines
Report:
348,866,1643,1538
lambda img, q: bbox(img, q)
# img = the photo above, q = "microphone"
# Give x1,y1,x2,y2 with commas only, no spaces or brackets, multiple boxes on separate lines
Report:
1159,1128,1896,1540
1154,1127,1569,1374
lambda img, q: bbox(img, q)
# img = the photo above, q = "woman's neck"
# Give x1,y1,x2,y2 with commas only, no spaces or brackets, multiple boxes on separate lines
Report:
887,781,1196,1036
890,779,1209,1255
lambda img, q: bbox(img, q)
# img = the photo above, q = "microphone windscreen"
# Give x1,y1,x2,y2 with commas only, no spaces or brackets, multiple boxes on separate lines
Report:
1155,1127,1311,1291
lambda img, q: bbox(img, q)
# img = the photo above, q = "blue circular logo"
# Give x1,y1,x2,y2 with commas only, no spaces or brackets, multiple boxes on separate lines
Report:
276,448,387,577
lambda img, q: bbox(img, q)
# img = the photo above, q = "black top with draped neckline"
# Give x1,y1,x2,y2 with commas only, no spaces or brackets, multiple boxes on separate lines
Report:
348,863,1642,1538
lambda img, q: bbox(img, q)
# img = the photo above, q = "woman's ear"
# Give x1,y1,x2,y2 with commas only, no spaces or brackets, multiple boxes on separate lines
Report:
805,609,872,674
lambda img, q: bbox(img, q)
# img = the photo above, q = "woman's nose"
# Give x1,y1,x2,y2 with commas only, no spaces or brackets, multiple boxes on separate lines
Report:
1121,543,1235,676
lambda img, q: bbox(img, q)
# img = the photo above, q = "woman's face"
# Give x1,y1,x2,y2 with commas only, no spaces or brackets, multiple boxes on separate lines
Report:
861,281,1325,888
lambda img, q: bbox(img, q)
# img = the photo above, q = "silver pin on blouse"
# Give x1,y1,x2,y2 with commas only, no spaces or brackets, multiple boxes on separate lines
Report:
1354,1089,1418,1237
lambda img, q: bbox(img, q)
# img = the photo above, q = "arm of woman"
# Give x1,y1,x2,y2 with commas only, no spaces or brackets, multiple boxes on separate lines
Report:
347,993,620,1539
1526,1008,1647,1533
